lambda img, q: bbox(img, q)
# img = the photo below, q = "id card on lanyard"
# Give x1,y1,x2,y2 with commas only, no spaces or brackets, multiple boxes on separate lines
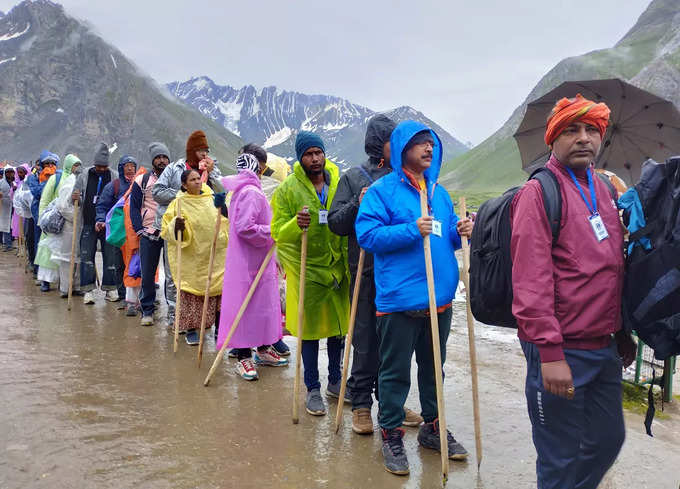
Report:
92,176,103,204
566,166,609,242
317,184,329,225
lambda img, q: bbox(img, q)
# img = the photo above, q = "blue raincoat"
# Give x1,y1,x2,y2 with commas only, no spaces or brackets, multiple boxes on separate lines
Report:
355,120,461,312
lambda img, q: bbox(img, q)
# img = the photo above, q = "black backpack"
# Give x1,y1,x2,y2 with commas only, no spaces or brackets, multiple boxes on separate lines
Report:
469,167,616,328
621,157,680,360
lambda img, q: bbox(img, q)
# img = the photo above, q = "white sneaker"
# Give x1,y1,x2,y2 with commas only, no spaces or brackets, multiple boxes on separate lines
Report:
254,346,289,367
235,358,258,381
83,292,95,305
105,290,120,302
140,315,154,327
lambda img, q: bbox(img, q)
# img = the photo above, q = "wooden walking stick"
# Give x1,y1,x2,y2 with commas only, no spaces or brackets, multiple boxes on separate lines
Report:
67,201,79,311
420,188,449,484
18,217,24,258
334,248,365,434
460,197,483,469
173,198,183,354
204,246,276,386
197,210,223,368
292,207,309,425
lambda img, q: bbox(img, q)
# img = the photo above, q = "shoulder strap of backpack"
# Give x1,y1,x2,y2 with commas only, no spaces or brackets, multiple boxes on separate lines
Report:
529,167,562,244
113,178,120,199
595,172,618,201
357,166,374,184
141,172,151,191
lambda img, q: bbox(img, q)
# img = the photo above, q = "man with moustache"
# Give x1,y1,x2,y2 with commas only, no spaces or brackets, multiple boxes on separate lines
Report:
356,121,472,475
510,94,637,489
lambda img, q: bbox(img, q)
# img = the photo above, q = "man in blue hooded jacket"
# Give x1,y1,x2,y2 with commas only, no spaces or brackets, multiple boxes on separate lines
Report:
356,120,472,475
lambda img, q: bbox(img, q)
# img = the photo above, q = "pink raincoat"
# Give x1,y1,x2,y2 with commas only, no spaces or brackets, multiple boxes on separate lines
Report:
217,170,281,350
11,164,31,237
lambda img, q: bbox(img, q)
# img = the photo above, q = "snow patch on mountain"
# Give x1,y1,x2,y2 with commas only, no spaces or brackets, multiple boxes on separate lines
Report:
0,56,16,65
216,99,242,136
0,21,30,41
110,54,117,68
264,127,292,149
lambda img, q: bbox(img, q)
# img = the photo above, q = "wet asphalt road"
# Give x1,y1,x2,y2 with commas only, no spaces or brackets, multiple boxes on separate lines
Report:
0,253,679,489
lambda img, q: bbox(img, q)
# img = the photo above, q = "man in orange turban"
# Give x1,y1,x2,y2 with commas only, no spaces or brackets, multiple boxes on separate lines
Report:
510,94,637,489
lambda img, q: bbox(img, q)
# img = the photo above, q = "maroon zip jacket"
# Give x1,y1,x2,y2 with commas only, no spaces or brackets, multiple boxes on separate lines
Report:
510,155,624,363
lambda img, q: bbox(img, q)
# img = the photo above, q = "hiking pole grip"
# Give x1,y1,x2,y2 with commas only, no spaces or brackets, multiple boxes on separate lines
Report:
197,211,222,368
67,200,79,311
420,188,449,483
334,248,365,434
173,198,183,354
460,197,483,469
204,245,276,386
292,222,309,424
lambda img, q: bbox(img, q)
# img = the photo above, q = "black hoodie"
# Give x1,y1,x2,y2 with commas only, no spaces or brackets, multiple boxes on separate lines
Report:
328,114,396,283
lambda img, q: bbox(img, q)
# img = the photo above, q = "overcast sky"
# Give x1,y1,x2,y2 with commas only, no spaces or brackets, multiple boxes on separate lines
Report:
1,0,651,144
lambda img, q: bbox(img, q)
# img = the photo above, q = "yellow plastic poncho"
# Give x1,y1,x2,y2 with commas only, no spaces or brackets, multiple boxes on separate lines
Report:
271,160,349,340
161,187,228,296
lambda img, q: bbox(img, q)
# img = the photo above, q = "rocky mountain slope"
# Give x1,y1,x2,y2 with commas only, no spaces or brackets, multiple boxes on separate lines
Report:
167,76,470,169
441,0,680,192
0,0,242,168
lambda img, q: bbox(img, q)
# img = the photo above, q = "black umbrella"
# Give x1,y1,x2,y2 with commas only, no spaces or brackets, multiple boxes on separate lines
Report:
514,79,680,184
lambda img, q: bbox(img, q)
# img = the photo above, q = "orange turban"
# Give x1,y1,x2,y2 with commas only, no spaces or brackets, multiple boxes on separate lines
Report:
544,93,610,146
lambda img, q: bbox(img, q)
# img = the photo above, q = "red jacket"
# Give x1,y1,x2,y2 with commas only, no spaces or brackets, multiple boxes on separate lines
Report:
510,156,624,363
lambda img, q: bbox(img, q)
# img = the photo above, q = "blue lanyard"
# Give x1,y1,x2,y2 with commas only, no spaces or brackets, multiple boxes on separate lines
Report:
96,176,103,196
565,167,597,215
316,184,328,207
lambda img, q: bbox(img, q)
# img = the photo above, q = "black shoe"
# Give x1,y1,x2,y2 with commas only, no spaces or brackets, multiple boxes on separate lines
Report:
271,338,290,356
40,281,50,292
381,428,409,475
417,419,468,461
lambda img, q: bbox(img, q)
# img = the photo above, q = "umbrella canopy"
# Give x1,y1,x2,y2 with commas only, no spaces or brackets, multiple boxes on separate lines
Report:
514,79,680,184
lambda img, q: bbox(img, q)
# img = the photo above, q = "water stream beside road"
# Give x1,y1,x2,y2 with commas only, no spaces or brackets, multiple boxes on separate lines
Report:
1,255,678,489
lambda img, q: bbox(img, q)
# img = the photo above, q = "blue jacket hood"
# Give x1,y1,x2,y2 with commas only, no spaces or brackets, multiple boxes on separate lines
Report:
39,150,60,166
390,120,442,184
118,155,137,179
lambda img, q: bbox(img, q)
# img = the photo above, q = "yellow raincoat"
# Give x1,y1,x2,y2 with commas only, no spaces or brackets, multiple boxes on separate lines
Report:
161,187,228,296
271,160,349,340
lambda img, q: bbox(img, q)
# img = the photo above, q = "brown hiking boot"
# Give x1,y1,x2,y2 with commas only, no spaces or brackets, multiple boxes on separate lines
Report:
402,408,423,427
352,408,374,434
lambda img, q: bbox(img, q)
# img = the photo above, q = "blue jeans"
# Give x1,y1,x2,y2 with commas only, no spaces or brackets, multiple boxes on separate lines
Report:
376,308,451,430
521,340,625,489
139,234,164,316
1,231,12,248
79,224,121,292
301,336,343,391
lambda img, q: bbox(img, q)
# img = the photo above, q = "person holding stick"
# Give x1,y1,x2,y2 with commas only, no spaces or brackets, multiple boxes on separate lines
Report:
44,154,83,298
328,114,422,434
356,120,473,475
161,169,227,346
216,153,287,381
153,131,223,328
510,94,636,489
271,131,350,416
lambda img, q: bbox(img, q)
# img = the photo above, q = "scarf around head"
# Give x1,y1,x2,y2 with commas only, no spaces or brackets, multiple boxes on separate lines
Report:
236,153,260,174
39,165,56,183
544,93,611,146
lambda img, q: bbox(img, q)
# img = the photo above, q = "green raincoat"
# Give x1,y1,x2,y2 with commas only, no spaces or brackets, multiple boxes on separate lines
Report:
35,156,77,271
271,160,349,340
